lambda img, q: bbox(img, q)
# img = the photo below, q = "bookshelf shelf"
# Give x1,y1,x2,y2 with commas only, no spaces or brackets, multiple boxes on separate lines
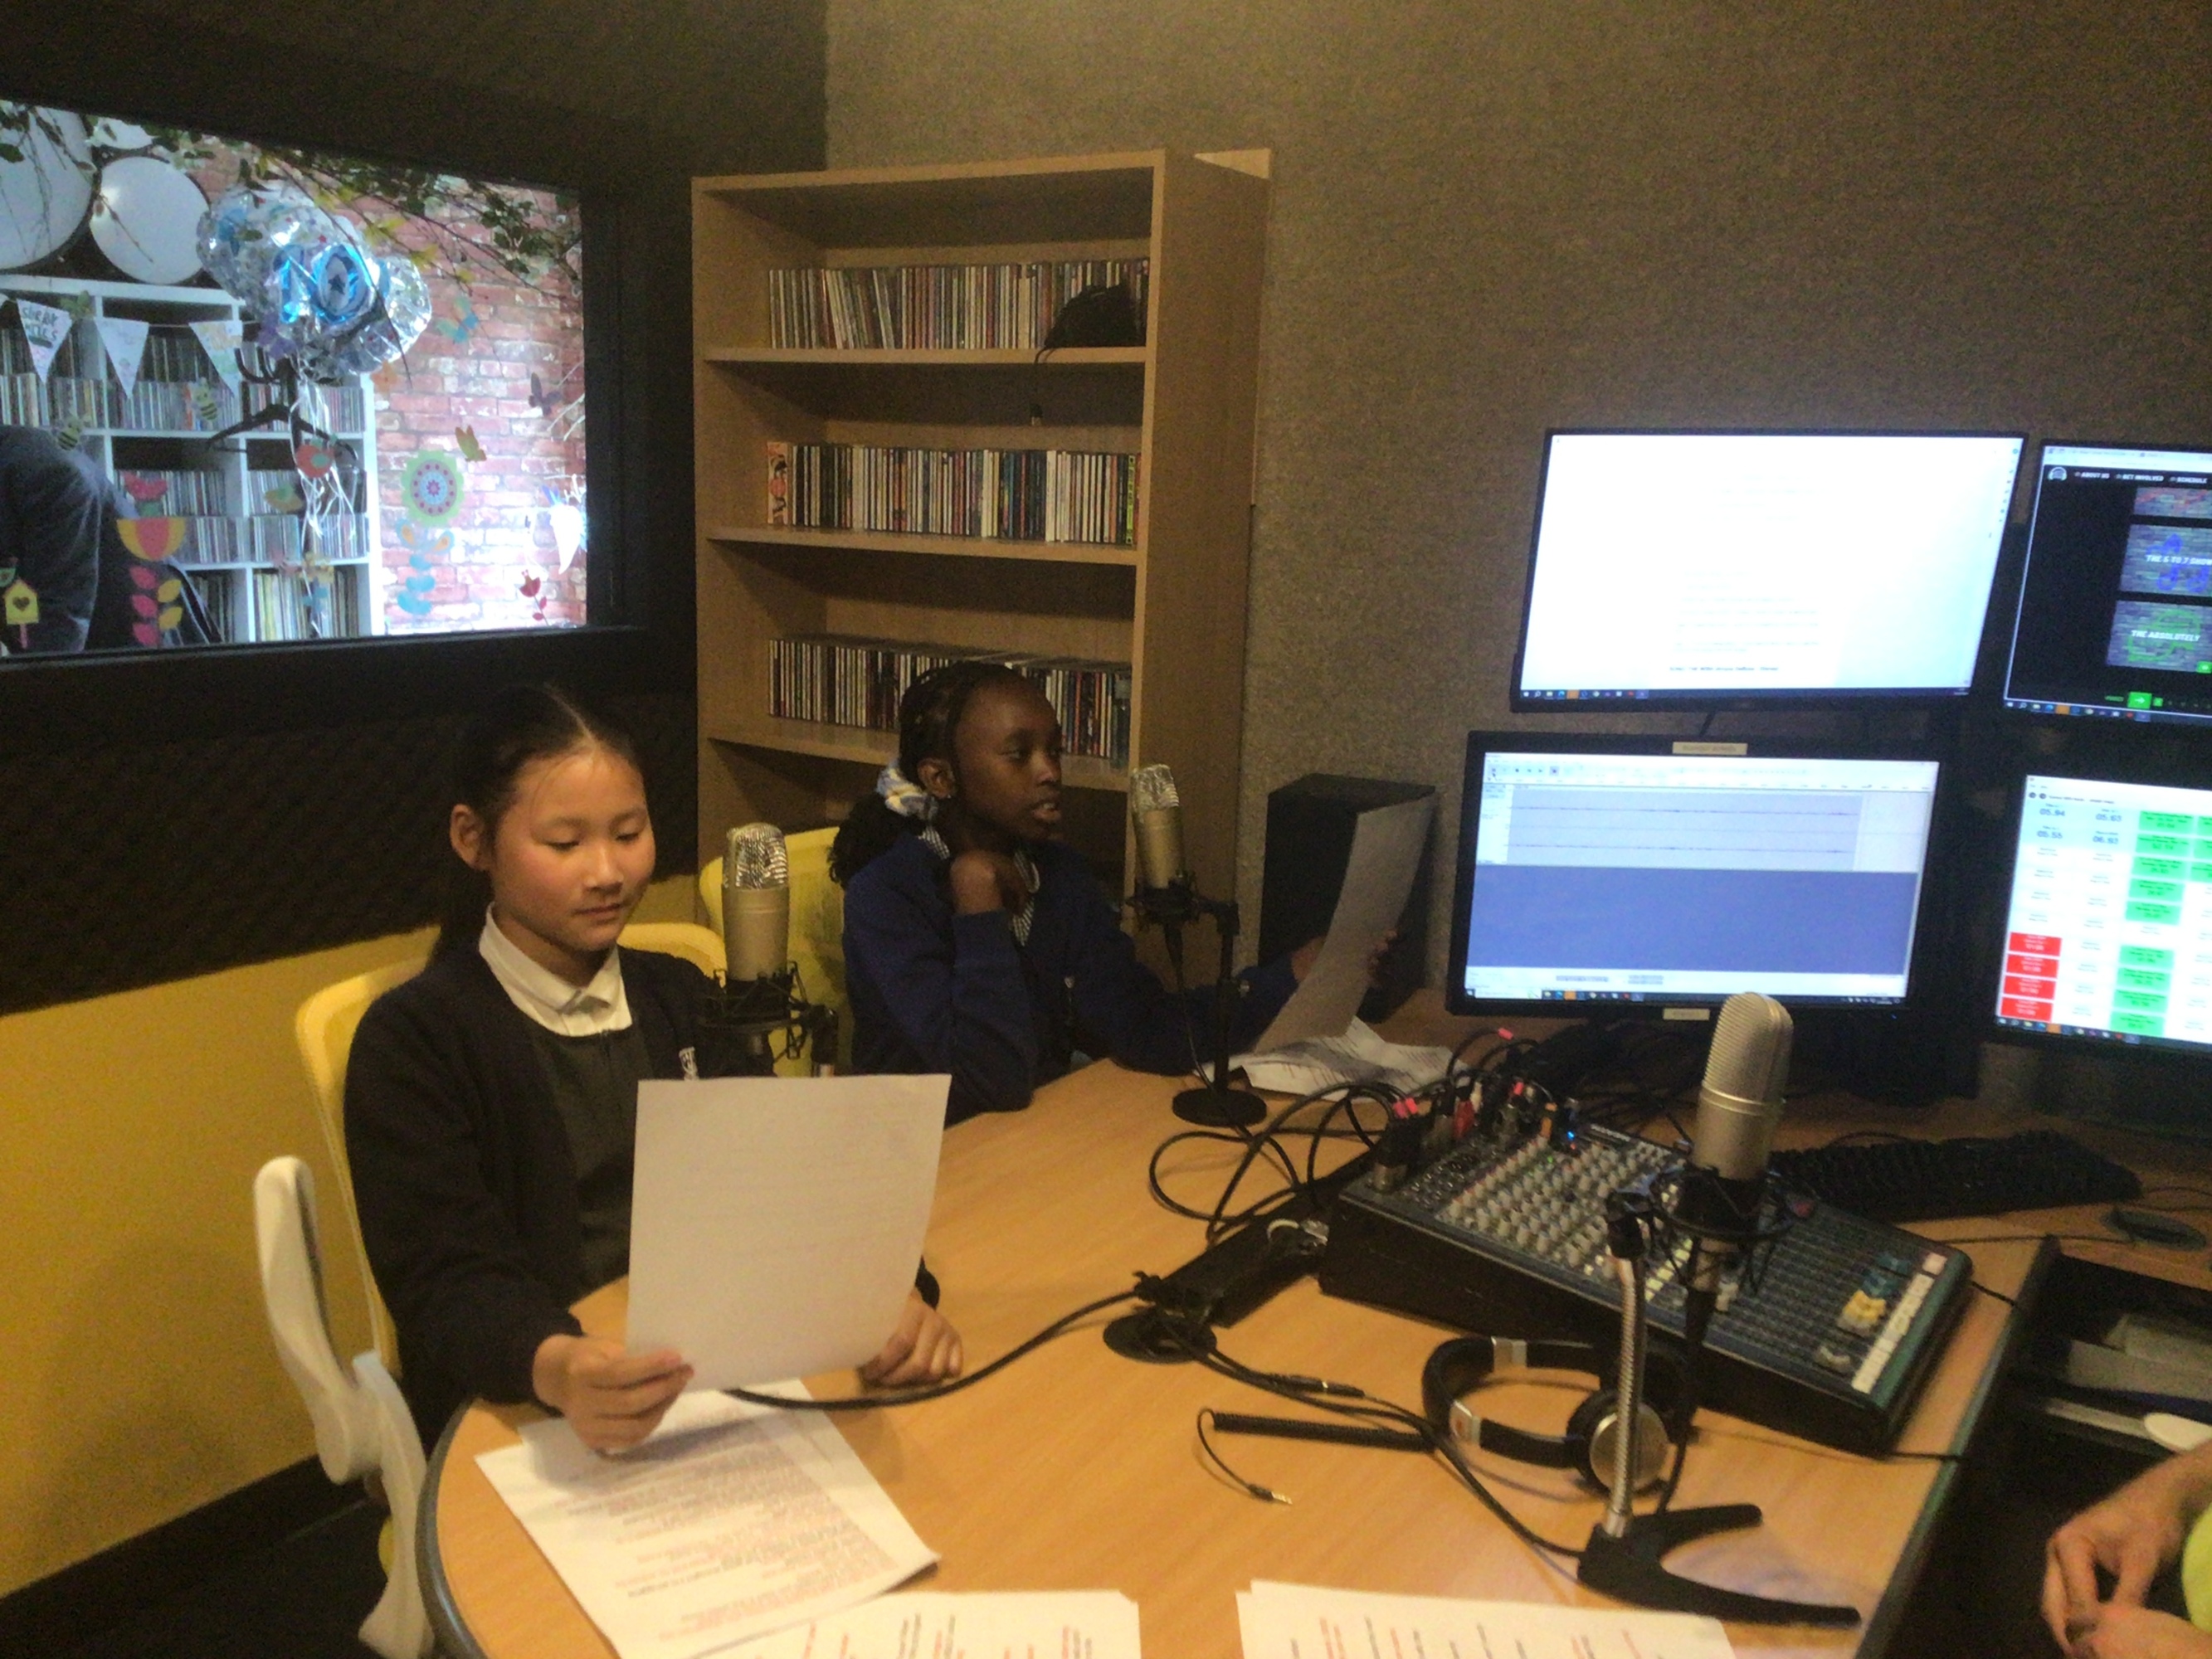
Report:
708,716,1131,793
694,150,1268,888
0,271,382,645
704,346,1147,369
707,523,1140,568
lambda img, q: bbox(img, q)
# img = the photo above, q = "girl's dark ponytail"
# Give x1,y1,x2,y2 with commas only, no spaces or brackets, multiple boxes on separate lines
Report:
433,684,642,956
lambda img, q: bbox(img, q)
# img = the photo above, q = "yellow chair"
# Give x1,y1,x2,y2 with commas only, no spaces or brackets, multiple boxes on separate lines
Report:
616,919,726,976
295,953,428,1373
291,920,721,1374
699,825,849,1072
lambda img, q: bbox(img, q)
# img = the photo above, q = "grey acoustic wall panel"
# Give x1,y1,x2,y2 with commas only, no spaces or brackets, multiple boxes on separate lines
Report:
826,0,2212,978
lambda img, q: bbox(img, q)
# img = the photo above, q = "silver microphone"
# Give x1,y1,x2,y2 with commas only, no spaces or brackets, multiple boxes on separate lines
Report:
1684,991,1792,1297
1129,763,1185,891
722,823,790,983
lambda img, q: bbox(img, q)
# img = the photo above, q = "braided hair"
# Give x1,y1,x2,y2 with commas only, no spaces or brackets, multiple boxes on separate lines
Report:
829,659,1035,885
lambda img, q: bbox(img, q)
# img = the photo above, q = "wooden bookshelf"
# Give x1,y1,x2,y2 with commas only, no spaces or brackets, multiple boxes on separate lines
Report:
694,151,1269,891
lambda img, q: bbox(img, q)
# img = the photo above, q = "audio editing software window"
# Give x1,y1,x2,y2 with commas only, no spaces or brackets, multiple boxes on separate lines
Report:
2005,445,2212,726
1464,753,1938,1004
1516,433,2021,701
1998,776,2212,1052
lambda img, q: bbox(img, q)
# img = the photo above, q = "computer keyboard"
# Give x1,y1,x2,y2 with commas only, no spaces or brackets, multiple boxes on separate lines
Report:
1770,1131,2143,1224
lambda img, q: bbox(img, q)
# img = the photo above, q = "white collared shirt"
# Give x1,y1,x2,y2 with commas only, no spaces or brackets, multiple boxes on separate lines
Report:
477,908,634,1036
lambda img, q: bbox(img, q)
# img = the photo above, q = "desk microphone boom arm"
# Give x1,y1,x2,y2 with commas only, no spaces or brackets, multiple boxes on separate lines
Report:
1576,1187,1861,1627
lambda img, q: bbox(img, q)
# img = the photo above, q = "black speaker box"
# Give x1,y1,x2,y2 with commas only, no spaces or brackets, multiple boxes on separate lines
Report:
1259,774,1435,1020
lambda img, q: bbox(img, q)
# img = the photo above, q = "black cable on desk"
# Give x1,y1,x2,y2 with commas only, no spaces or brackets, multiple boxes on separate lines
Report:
722,1287,1140,1413
1154,1311,1587,1559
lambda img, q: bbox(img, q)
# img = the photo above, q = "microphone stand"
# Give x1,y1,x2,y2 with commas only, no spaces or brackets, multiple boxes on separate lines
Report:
1576,1186,1859,1627
1128,876,1264,1128
697,964,838,1077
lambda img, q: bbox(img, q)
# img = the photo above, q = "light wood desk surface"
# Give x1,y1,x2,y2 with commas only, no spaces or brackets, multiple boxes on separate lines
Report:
421,1001,2212,1659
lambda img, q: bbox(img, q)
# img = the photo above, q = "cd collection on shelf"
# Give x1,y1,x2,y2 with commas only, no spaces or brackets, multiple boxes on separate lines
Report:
769,633,1132,765
0,320,368,432
117,468,230,515
767,258,1147,352
251,566,365,640
768,441,1138,547
163,513,372,567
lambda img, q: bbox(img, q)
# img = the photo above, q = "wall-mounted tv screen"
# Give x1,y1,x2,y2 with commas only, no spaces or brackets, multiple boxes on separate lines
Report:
0,100,587,655
1512,431,2024,708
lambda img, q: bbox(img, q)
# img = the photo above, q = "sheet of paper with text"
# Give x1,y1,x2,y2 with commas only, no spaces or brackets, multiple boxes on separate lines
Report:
477,1389,935,1659
628,1073,949,1390
1250,793,1435,1053
1236,1581,1736,1659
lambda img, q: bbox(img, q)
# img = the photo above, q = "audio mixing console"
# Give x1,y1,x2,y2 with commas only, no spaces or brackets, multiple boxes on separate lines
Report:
1320,1118,1972,1454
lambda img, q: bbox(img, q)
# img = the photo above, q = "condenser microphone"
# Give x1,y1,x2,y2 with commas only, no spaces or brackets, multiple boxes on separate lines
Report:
722,823,790,984
1683,991,1792,1305
1129,763,1186,892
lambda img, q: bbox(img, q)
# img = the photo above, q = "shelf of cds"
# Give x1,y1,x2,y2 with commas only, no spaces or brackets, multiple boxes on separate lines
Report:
693,151,1269,885
0,271,382,645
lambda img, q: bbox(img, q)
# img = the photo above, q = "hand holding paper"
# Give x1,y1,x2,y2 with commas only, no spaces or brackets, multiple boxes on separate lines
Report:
627,1073,951,1392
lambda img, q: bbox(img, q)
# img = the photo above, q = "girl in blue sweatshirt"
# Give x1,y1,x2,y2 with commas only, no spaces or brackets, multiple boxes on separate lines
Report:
833,662,1308,1122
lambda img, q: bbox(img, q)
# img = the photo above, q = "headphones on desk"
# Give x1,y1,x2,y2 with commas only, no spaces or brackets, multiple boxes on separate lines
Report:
1421,1335,1692,1491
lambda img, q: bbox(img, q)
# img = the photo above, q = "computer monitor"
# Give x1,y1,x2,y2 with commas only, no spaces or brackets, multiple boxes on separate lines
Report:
2001,442,2212,727
1994,770,2212,1058
1511,431,2025,708
1445,734,1944,1016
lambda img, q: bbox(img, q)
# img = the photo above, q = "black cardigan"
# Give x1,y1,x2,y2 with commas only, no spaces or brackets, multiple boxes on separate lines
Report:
347,945,943,1443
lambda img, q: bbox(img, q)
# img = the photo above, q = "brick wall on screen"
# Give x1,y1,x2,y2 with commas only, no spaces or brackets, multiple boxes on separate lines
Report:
370,202,588,633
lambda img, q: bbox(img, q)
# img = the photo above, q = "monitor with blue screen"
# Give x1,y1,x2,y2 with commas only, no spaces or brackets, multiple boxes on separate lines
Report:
1445,734,1942,1015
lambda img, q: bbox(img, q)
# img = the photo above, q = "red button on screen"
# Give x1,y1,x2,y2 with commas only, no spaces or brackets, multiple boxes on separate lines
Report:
2001,997,2055,1021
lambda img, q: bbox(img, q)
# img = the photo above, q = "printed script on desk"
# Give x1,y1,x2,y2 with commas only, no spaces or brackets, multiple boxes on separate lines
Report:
475,1389,937,1659
628,1073,950,1391
718,1590,1143,1658
1236,1581,1736,1659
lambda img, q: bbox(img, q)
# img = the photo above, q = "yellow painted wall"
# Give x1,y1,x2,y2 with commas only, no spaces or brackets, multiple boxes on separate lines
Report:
0,877,699,1596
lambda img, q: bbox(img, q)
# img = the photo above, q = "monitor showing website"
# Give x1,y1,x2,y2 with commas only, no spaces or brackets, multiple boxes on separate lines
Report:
2002,444,2212,727
1513,431,2024,704
1996,774,2212,1055
1457,748,1940,1006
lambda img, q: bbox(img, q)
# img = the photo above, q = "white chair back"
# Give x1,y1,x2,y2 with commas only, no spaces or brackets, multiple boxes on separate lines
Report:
254,1156,431,1659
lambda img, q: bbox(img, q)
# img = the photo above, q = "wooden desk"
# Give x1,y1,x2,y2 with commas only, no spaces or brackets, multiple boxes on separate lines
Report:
417,1019,2210,1659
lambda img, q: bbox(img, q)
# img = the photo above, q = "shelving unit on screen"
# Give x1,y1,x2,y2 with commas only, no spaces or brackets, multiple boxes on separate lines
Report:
0,271,379,643
691,152,1269,888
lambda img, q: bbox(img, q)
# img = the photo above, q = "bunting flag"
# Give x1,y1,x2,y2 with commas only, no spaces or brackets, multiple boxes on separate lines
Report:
13,300,74,383
188,319,245,391
95,315,150,400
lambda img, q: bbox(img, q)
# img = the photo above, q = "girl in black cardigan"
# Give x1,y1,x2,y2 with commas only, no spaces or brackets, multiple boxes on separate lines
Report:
347,685,961,1448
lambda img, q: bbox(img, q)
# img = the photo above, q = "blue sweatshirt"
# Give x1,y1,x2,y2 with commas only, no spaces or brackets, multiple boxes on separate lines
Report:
844,833,1299,1123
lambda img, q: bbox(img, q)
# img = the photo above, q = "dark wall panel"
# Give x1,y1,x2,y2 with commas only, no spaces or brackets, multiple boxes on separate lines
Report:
0,1,826,1012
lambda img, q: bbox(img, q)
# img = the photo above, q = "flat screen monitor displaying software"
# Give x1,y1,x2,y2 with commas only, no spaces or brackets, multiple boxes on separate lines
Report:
2003,443,2212,727
1995,773,2212,1057
1446,737,1941,1012
1513,431,2024,707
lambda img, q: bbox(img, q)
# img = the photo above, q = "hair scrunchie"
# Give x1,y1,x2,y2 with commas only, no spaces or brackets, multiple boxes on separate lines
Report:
876,763,938,821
